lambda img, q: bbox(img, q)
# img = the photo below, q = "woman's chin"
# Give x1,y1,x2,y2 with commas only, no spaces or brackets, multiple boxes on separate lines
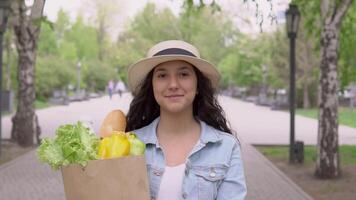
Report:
162,104,187,114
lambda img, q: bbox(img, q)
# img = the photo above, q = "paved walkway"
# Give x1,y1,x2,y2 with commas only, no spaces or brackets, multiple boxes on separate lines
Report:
2,93,354,199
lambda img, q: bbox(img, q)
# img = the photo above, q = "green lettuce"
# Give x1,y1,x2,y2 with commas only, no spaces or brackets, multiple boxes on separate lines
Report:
37,122,100,170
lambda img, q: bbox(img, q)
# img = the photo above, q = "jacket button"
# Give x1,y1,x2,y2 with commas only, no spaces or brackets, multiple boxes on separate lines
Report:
210,172,216,178
182,192,188,199
153,171,161,176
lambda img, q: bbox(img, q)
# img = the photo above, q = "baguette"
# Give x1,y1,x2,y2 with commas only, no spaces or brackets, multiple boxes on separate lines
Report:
99,109,126,137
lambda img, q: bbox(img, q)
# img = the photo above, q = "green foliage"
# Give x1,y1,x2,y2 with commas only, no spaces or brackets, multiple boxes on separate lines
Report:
115,3,235,85
38,23,58,55
339,3,356,89
35,56,76,100
83,60,117,92
222,27,288,93
266,28,289,89
185,7,235,65
115,3,181,78
131,4,182,43
64,16,100,61
58,41,78,60
218,53,239,88
55,9,71,40
219,51,262,88
293,0,356,89
34,8,119,100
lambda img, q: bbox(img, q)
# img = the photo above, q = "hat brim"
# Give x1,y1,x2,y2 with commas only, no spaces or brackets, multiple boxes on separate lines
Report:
128,55,220,95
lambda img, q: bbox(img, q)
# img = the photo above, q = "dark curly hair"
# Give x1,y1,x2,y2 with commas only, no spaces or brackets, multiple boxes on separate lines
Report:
125,65,232,134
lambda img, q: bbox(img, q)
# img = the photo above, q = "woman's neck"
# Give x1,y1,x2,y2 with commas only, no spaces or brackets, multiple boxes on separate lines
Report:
157,109,199,137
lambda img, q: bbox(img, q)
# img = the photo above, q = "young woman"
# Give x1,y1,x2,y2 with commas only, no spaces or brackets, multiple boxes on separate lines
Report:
126,40,246,200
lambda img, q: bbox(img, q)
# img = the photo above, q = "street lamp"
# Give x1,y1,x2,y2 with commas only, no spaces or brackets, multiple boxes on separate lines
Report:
286,4,300,163
76,61,81,95
0,0,10,157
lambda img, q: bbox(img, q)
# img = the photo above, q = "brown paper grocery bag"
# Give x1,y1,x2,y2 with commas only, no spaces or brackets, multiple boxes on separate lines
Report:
61,156,150,200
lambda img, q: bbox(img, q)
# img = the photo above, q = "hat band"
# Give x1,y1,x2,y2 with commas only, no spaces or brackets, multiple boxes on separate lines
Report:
153,48,196,57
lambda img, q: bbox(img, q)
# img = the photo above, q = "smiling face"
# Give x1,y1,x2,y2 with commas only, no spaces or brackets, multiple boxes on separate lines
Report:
152,60,198,114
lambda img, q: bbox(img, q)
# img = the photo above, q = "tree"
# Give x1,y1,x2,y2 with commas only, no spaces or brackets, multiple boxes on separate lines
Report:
266,28,289,90
115,3,182,77
65,15,99,61
35,57,75,100
37,23,58,56
11,0,46,146
218,33,267,91
55,9,71,41
88,0,119,61
182,7,235,66
315,0,353,179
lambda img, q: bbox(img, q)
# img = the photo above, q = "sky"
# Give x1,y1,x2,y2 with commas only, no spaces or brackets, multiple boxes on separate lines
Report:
43,0,290,40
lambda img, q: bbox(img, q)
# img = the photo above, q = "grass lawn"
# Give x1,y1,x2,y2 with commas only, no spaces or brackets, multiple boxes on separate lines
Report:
256,145,356,165
35,100,51,109
296,107,356,128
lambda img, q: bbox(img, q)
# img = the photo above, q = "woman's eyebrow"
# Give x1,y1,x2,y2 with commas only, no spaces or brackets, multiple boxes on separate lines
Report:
155,68,167,72
179,66,192,70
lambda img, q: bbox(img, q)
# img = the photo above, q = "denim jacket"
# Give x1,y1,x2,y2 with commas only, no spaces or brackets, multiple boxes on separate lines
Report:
134,117,247,200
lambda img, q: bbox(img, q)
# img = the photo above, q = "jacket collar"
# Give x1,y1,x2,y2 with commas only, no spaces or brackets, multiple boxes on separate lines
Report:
139,117,222,146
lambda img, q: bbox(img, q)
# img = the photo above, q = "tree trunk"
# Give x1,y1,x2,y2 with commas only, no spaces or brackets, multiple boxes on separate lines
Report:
10,0,45,147
315,0,353,179
315,24,340,178
11,47,41,146
97,16,105,61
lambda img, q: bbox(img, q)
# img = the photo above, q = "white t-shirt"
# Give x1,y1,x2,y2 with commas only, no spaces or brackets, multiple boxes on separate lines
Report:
157,163,186,200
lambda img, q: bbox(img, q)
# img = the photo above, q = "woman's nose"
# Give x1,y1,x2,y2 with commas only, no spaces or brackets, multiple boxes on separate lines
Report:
168,75,179,90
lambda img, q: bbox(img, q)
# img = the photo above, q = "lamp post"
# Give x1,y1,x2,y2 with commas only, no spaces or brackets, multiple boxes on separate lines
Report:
286,4,300,163
0,0,10,157
76,61,81,95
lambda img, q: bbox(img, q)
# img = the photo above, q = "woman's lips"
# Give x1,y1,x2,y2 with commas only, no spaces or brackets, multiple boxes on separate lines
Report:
165,95,184,100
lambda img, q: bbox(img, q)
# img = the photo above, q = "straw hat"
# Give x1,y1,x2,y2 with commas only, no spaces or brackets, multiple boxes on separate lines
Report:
127,40,220,95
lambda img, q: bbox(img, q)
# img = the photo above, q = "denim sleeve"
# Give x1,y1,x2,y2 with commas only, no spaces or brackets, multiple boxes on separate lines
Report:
217,143,247,200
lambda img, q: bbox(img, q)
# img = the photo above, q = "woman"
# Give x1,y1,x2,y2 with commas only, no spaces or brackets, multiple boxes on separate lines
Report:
126,40,246,200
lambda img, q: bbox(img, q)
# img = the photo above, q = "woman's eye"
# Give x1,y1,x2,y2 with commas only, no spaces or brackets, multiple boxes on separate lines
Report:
180,72,190,77
157,73,166,78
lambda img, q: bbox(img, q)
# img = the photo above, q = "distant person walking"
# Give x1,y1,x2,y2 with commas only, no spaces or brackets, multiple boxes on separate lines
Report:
115,79,126,97
107,80,114,99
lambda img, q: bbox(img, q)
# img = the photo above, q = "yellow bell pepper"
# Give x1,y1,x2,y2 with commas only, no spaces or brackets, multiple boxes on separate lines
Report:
98,137,111,159
108,133,130,158
98,132,145,159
